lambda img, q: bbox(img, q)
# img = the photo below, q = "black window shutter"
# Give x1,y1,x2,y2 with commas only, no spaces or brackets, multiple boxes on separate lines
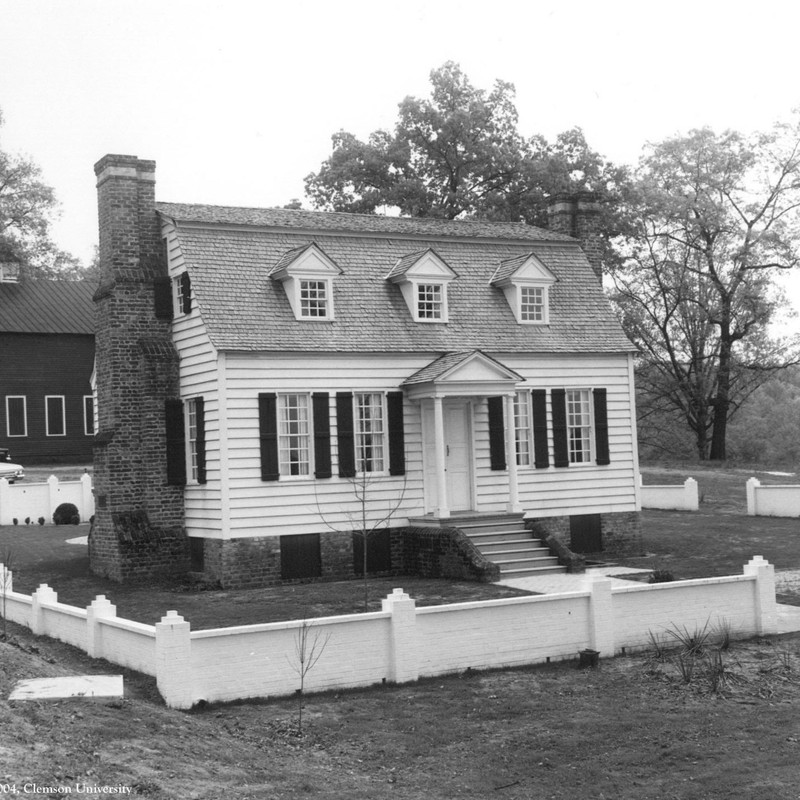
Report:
551,389,570,468
336,392,356,478
180,272,192,314
312,392,332,479
531,389,550,469
593,388,611,466
258,393,280,481
165,399,186,486
387,391,406,476
153,277,173,320
195,397,207,484
487,396,506,471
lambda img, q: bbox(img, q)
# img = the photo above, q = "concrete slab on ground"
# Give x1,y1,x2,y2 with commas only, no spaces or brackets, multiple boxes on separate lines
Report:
9,675,123,701
498,565,651,594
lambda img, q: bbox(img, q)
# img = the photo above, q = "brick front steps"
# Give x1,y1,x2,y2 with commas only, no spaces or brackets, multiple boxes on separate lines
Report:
408,513,565,578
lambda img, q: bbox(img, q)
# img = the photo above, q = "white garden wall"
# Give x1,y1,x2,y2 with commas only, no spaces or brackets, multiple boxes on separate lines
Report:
0,557,777,709
0,474,95,525
746,477,800,518
640,476,699,511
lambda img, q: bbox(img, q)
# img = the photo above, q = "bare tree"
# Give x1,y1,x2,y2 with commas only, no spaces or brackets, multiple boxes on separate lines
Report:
612,115,800,459
288,616,330,736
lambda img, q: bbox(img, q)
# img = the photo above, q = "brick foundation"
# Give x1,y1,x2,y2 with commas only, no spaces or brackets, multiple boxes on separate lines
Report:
527,511,643,558
190,525,496,589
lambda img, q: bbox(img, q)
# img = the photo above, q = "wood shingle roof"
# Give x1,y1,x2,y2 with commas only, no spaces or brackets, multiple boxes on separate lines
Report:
157,203,633,354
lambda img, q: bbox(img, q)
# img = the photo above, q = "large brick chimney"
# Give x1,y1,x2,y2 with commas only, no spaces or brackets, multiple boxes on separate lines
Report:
547,191,604,281
91,155,187,581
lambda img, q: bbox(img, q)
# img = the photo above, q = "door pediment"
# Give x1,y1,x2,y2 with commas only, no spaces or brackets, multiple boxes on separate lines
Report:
403,350,522,399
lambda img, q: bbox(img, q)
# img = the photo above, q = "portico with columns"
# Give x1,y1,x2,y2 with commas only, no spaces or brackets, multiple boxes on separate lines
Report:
403,350,524,519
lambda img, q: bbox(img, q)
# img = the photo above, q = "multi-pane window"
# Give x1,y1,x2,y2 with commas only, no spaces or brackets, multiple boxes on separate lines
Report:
416,283,443,320
6,396,27,437
355,393,385,473
520,286,545,322
514,392,532,466
45,396,66,437
174,272,192,316
566,389,592,463
278,394,312,476
299,280,329,318
186,398,200,482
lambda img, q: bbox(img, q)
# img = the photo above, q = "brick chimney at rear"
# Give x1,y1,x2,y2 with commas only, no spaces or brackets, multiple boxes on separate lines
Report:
92,155,187,582
547,192,604,281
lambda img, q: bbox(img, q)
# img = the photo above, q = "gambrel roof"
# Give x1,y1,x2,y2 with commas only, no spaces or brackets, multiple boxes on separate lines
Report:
157,203,633,354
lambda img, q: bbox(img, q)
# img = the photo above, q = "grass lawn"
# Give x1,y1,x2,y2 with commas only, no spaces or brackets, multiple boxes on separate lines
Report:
2,461,800,798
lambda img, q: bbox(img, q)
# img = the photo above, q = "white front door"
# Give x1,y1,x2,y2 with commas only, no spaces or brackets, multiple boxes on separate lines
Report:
444,401,472,511
422,399,474,514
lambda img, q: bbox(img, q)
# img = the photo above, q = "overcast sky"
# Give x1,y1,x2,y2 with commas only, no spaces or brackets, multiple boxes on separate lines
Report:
2,0,800,280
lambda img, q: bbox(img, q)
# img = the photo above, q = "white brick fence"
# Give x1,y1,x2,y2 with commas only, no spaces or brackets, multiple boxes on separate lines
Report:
0,557,777,710
640,476,699,511
0,474,95,525
746,478,800,518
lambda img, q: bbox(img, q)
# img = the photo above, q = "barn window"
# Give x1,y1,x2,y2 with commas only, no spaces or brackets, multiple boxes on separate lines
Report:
6,396,27,437
45,396,66,437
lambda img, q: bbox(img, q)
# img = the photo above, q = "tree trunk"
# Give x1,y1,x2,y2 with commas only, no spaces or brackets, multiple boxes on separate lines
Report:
709,334,734,461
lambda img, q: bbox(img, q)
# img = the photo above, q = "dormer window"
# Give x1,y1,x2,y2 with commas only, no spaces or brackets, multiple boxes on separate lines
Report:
520,285,544,322
299,279,329,318
490,253,556,325
417,283,444,320
386,249,457,323
270,243,342,322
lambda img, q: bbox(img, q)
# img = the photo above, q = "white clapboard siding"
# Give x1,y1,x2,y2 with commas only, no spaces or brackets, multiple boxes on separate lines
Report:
474,354,638,516
168,337,638,539
222,353,427,537
165,223,223,532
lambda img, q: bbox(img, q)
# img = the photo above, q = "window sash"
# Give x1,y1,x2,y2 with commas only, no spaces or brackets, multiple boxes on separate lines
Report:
566,389,593,463
416,283,443,320
6,396,27,437
187,399,199,482
278,394,312,476
354,393,385,473
45,396,65,437
514,392,532,466
520,286,544,322
299,280,329,318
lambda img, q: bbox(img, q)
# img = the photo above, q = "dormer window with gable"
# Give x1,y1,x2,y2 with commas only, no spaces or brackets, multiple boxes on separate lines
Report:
270,243,342,321
490,253,556,325
386,249,457,323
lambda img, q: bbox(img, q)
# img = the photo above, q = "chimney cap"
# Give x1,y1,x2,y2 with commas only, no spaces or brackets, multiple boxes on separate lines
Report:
94,154,156,179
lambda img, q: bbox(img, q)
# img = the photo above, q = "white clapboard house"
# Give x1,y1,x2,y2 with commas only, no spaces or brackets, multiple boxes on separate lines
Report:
91,155,640,588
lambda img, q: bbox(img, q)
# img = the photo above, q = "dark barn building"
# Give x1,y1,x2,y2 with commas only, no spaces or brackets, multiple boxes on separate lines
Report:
0,279,96,464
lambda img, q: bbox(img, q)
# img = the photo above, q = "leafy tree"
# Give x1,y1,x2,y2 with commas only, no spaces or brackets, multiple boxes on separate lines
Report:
305,62,628,260
612,118,800,460
0,109,84,280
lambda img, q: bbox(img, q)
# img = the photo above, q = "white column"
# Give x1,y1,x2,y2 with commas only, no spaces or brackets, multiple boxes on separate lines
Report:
433,396,449,518
504,394,522,513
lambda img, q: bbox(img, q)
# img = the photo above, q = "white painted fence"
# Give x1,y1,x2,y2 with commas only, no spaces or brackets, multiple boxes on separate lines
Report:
640,476,699,511
0,474,94,525
0,557,777,709
746,478,800,518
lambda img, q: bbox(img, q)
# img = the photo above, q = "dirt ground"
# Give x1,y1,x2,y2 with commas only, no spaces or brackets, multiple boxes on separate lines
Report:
2,619,800,799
